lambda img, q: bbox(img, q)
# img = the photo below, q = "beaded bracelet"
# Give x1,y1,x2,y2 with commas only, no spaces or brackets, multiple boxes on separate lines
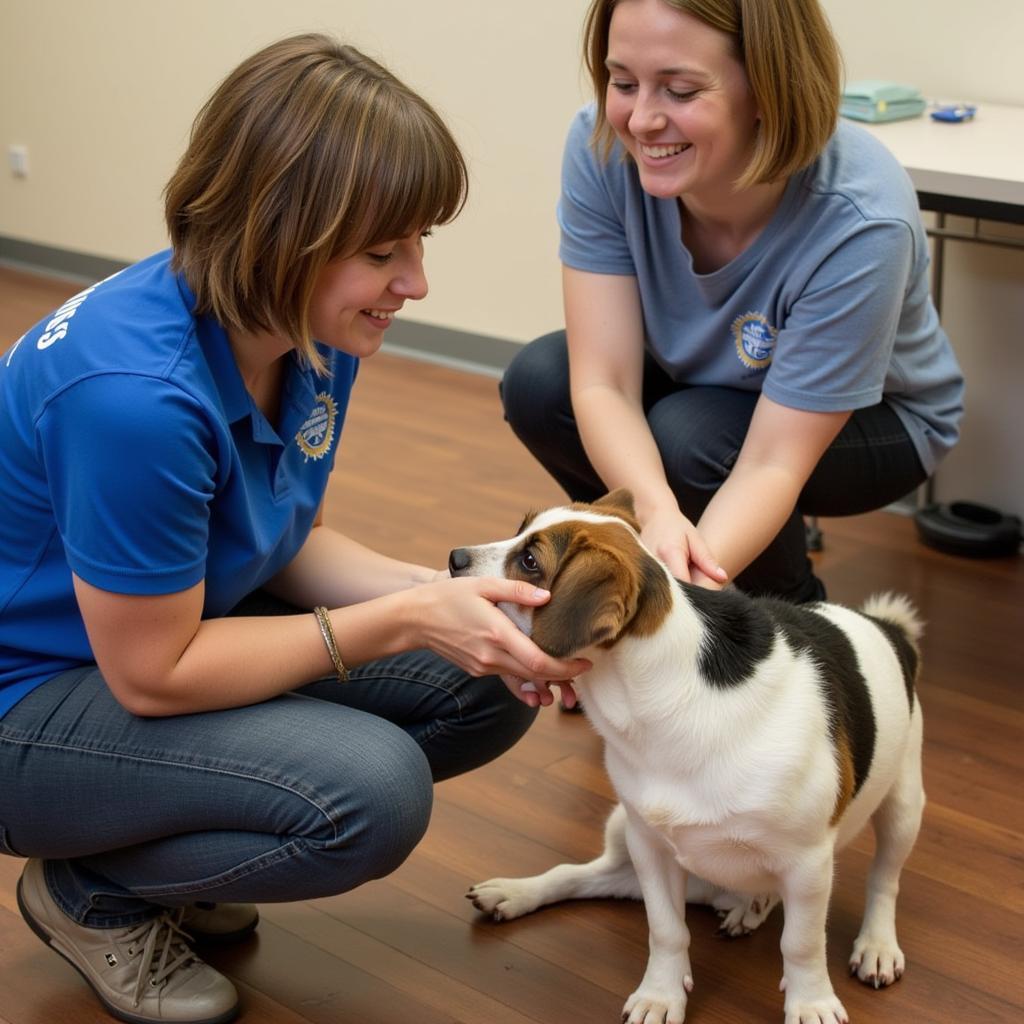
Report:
313,606,349,683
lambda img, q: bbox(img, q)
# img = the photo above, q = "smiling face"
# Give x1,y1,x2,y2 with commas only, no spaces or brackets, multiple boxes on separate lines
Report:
604,0,759,205
307,231,429,358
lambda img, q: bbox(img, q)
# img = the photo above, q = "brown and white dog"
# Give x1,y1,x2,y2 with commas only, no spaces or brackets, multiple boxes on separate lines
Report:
450,490,925,1024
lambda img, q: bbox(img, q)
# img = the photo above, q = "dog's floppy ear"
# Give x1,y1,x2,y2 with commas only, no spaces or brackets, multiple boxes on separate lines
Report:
530,531,640,659
592,488,640,532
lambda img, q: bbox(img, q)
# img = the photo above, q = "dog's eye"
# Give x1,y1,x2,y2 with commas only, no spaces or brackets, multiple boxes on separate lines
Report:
520,550,539,573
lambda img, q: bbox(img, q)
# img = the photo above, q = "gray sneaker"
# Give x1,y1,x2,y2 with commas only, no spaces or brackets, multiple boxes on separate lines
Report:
17,859,239,1024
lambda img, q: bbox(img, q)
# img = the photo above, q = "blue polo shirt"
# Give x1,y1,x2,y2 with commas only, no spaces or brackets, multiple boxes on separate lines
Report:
0,250,357,716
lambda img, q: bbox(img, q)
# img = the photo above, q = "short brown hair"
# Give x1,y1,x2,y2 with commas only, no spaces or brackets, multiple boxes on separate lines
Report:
583,0,841,188
165,34,467,372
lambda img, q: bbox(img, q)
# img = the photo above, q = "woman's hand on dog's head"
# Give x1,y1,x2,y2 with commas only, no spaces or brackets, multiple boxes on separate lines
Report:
406,576,590,703
640,504,727,586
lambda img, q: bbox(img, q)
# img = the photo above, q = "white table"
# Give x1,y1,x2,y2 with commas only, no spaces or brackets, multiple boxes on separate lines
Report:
851,101,1024,223
850,102,1024,321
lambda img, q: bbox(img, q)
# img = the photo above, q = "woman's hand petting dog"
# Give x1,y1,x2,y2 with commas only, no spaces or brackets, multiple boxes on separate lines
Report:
409,576,589,707
638,503,727,587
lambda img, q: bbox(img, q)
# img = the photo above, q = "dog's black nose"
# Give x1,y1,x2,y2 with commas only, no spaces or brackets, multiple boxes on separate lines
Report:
448,548,471,576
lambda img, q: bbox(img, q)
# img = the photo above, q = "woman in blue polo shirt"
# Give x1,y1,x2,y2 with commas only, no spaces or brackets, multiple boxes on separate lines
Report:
0,35,586,1024
501,0,964,603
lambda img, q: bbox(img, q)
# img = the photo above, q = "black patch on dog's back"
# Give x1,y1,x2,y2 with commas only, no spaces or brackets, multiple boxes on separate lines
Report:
682,584,777,687
859,614,918,711
767,600,877,797
681,587,878,797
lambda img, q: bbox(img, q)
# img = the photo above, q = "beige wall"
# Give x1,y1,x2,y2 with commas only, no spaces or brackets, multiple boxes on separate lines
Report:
2,0,1022,515
0,0,593,342
823,0,1024,107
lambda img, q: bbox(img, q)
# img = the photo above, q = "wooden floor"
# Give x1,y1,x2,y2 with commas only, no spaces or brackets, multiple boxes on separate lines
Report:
1,265,1022,1023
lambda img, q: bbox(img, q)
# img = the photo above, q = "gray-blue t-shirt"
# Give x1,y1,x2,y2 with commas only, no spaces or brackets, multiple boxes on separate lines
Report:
557,104,964,474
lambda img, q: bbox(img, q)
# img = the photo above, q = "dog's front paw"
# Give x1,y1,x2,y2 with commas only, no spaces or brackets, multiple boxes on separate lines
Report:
782,989,849,1024
622,981,691,1024
466,878,543,921
849,931,905,988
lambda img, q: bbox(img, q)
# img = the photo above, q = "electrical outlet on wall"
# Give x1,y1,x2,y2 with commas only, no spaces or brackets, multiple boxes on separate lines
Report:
8,145,29,178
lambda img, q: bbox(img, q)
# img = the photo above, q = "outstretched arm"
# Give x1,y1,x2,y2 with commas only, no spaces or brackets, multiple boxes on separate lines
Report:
74,503,589,717
564,265,726,585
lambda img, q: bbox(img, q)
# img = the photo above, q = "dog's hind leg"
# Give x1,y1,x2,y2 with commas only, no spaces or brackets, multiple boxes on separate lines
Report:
683,876,780,936
849,709,925,988
467,803,641,920
710,889,780,937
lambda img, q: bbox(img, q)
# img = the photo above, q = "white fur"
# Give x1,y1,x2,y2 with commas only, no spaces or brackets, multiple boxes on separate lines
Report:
461,506,925,1024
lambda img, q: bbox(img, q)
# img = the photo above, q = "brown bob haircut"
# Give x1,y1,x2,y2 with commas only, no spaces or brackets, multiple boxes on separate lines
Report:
583,0,842,189
165,34,467,373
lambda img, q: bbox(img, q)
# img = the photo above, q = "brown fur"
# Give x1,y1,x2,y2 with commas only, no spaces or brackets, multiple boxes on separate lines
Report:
585,488,643,532
515,515,672,659
831,730,856,826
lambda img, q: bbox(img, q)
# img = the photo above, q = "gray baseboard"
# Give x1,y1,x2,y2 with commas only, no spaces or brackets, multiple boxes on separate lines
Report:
0,235,519,377
0,236,129,284
383,319,520,378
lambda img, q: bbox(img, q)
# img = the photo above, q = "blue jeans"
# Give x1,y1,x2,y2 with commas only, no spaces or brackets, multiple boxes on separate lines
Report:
0,642,535,928
501,331,928,603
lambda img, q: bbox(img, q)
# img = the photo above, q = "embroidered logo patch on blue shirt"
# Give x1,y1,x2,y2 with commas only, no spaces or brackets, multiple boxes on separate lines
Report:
296,392,338,461
732,312,777,370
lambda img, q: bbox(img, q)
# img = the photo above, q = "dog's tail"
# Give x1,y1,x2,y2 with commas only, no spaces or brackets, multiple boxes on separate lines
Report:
860,592,925,648
860,593,925,671
861,593,924,691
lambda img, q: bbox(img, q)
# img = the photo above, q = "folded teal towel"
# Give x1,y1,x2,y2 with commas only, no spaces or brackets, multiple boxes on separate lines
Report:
841,80,926,123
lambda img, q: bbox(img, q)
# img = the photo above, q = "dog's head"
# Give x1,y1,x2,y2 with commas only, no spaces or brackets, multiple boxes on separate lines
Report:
449,489,673,659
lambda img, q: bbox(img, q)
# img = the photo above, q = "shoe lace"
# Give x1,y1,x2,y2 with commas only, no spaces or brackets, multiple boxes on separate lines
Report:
122,909,199,1008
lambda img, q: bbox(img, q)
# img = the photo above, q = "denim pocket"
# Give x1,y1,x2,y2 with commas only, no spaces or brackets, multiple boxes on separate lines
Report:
0,823,21,856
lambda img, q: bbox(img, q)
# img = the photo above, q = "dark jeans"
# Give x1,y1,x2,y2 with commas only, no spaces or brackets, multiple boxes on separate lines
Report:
0,599,536,927
501,330,928,603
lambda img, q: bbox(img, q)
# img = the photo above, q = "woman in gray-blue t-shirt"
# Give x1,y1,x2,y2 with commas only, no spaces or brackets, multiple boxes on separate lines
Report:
502,0,963,602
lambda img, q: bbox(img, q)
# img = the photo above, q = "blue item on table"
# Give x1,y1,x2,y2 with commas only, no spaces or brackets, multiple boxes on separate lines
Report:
930,104,977,123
